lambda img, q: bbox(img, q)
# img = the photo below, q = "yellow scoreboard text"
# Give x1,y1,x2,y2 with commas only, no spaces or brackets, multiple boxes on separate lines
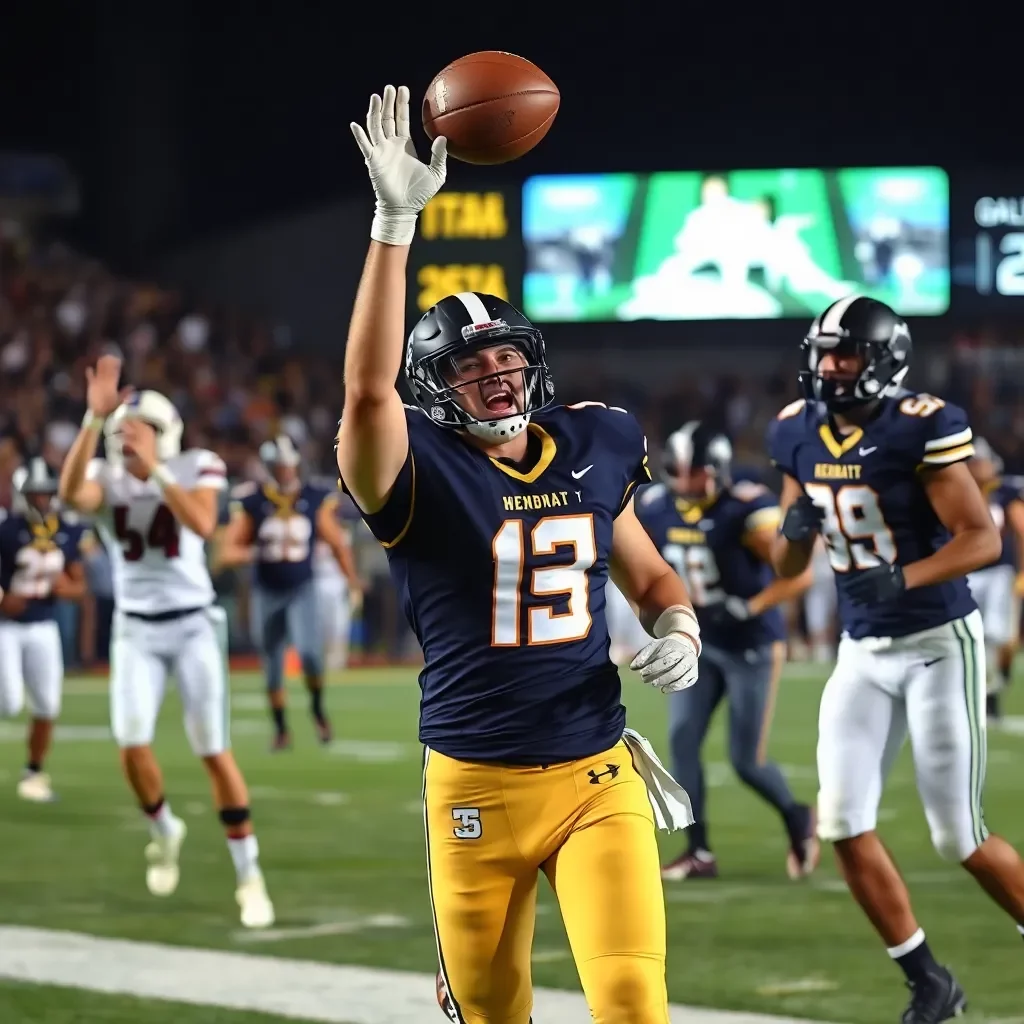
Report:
420,192,508,240
416,264,509,311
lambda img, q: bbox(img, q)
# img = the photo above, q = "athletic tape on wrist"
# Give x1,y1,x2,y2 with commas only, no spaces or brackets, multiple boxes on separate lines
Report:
653,604,701,655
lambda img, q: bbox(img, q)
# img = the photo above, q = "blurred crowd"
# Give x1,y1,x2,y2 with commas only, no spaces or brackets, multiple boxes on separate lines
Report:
2,227,1023,667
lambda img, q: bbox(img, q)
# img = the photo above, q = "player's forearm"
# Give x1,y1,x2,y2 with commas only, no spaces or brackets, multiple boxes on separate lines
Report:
634,566,697,641
903,526,1002,589
748,568,813,616
158,483,217,540
344,242,410,401
58,421,101,506
770,535,815,579
216,544,255,569
54,573,87,601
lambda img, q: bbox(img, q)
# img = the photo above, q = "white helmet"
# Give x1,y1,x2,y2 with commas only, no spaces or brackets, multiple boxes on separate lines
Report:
104,390,184,466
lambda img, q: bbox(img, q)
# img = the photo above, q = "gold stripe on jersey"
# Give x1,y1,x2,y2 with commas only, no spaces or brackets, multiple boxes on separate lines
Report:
818,423,863,459
920,442,975,467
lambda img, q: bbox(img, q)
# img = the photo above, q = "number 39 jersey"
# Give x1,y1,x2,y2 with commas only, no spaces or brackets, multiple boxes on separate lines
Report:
341,403,651,765
768,392,977,639
87,450,227,615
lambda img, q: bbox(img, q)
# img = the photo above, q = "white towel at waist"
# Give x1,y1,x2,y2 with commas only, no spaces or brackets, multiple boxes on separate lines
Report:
622,728,694,832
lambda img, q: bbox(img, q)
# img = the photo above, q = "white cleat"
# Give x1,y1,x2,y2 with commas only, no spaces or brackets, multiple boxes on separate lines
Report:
145,818,187,897
17,772,56,803
236,872,275,929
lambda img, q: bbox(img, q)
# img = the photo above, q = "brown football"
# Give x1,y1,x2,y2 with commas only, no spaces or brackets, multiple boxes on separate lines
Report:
422,51,559,165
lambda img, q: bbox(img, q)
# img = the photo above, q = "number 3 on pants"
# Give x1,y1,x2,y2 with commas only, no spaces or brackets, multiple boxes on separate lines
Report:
452,807,482,840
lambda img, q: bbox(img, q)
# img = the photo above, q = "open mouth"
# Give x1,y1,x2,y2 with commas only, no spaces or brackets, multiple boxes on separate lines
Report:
482,388,516,417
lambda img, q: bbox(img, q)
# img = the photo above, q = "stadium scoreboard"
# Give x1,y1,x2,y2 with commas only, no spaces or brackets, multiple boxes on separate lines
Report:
408,187,523,320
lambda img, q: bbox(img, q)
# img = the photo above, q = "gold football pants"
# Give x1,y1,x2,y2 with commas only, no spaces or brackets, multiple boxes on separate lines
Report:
424,739,670,1024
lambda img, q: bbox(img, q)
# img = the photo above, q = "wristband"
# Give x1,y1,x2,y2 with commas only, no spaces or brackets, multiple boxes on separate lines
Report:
150,464,176,490
82,411,105,432
370,203,418,246
652,604,702,656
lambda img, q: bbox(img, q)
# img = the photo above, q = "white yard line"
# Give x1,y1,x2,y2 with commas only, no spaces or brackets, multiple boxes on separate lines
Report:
0,925,838,1024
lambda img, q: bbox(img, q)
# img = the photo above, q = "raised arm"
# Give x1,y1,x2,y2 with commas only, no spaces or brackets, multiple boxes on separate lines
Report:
335,84,447,514
59,353,132,514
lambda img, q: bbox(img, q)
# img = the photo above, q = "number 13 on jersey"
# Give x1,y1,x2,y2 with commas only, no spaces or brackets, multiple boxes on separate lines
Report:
491,514,597,646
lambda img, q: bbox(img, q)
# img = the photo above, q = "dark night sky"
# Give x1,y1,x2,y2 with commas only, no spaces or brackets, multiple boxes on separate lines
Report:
1,6,1017,268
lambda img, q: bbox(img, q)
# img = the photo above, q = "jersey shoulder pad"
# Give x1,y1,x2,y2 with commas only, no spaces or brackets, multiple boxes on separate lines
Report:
563,401,650,463
637,481,668,509
729,479,773,506
894,393,973,468
767,399,812,475
178,448,228,485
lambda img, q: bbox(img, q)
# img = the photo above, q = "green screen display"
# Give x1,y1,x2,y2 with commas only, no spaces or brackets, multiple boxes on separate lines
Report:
522,168,949,321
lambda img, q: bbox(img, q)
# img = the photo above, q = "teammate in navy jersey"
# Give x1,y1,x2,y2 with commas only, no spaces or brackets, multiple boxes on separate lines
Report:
966,439,1024,721
770,295,1024,1023
337,82,701,1024
218,436,361,749
0,458,89,802
636,422,817,882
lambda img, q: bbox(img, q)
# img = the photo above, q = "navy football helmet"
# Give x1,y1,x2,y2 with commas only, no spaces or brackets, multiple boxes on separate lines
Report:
663,421,733,496
405,292,554,444
13,457,59,520
799,295,911,411
259,434,301,487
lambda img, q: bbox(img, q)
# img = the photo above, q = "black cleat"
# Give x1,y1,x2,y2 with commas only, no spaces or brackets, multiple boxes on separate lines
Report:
315,716,333,745
901,965,966,1023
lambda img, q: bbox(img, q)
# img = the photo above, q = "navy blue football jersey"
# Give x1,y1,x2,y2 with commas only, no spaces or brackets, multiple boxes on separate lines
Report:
768,391,976,639
0,512,89,623
342,403,651,765
231,482,333,590
979,478,1023,570
635,480,785,650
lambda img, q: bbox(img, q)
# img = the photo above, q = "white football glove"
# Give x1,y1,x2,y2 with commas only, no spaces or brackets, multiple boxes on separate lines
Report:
723,596,752,621
630,633,700,693
350,84,448,246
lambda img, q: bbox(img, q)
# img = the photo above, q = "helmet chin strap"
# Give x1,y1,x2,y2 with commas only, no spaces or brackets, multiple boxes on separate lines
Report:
465,412,531,444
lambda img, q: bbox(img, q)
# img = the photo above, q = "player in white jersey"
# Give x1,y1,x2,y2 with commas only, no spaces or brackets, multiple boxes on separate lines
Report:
58,354,274,929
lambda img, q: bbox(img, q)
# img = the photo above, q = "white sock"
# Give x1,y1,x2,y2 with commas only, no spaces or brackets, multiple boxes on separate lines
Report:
1017,923,1024,937
886,928,925,959
146,801,179,840
228,834,260,884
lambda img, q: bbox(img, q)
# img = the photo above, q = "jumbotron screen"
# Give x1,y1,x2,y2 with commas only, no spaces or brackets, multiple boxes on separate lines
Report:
522,167,950,322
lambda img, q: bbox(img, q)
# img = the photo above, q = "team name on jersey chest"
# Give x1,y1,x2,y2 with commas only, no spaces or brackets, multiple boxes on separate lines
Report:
501,490,577,512
814,462,863,480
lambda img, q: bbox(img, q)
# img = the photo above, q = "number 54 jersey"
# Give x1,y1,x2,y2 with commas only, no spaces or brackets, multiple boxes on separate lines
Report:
86,451,228,615
768,392,977,640
342,404,651,765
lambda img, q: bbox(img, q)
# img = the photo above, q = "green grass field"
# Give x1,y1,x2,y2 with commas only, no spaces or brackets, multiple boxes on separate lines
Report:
1,664,1023,1023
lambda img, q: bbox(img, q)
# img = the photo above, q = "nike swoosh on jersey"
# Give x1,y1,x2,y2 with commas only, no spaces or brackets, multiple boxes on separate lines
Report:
859,446,878,456
571,465,594,479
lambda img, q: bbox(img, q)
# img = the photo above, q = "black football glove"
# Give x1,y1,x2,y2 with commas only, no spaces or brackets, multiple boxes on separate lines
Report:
845,563,906,604
780,495,825,543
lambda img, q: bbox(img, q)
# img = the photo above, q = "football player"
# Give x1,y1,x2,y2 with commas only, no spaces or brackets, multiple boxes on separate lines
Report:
0,458,90,802
769,295,1024,1022
966,438,1024,722
636,422,817,881
312,498,359,672
217,436,361,749
339,84,699,1024
58,363,275,929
